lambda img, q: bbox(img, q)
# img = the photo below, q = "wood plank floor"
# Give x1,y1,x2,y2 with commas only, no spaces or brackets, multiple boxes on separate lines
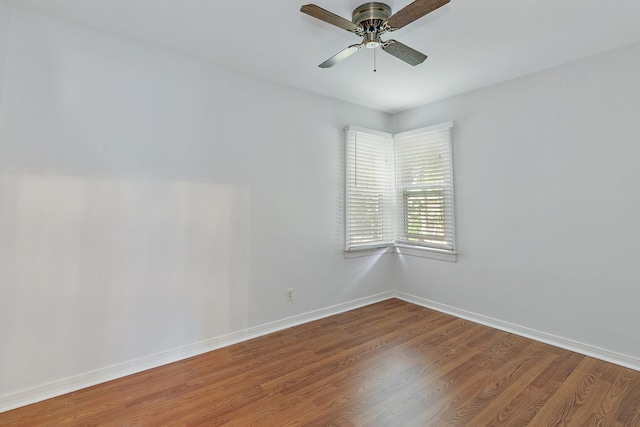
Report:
2,299,640,426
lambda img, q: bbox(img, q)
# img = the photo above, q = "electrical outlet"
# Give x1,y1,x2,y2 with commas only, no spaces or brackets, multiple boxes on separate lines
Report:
286,288,294,301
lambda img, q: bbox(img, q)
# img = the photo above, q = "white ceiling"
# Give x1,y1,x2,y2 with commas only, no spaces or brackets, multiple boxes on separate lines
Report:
9,0,640,113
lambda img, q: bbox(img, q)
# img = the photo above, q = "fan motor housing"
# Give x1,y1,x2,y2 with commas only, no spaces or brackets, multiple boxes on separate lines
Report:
352,2,392,27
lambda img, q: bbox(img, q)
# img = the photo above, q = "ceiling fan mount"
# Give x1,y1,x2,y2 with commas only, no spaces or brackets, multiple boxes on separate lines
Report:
300,0,450,68
352,2,392,28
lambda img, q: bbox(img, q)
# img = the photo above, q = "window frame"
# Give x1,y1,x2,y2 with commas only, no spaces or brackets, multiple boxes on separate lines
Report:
344,123,457,262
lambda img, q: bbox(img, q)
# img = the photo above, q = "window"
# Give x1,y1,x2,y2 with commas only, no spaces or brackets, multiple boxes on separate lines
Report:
395,125,455,252
345,122,456,260
344,127,395,250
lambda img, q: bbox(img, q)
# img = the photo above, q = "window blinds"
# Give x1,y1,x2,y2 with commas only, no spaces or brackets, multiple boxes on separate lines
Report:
395,123,455,251
344,122,455,253
345,127,395,251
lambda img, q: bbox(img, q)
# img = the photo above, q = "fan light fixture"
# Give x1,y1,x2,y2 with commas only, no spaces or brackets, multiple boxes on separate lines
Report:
364,33,380,49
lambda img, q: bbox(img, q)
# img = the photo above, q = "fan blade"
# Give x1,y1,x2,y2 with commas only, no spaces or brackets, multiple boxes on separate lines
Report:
382,40,427,66
319,43,363,68
386,0,450,30
300,4,360,32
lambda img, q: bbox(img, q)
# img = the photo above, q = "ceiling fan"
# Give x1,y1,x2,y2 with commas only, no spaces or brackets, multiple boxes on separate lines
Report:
300,0,450,68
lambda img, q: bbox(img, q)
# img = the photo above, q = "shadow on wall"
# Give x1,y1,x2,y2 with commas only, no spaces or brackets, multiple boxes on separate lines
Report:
0,169,250,395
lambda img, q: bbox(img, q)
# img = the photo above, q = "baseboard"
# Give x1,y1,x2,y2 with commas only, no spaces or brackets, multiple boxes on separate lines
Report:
0,291,395,413
397,291,640,372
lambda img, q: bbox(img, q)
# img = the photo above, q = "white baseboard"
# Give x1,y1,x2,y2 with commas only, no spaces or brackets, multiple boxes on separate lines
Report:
0,291,395,414
396,291,640,372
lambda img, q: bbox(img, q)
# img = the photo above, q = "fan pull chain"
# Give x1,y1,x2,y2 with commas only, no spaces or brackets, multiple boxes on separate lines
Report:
373,47,377,72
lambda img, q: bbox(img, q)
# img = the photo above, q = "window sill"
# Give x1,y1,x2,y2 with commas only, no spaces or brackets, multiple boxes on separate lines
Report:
344,244,457,262
344,246,394,259
393,244,457,262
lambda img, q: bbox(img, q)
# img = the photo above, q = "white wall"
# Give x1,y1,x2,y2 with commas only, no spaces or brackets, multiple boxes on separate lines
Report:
0,8,394,397
394,42,640,359
0,0,10,102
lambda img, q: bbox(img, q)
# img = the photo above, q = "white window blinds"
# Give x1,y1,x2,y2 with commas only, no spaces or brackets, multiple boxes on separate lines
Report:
344,122,455,254
395,123,455,251
345,127,395,250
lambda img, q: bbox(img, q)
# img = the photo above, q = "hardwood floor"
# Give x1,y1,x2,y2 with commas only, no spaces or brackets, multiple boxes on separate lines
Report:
2,299,640,426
